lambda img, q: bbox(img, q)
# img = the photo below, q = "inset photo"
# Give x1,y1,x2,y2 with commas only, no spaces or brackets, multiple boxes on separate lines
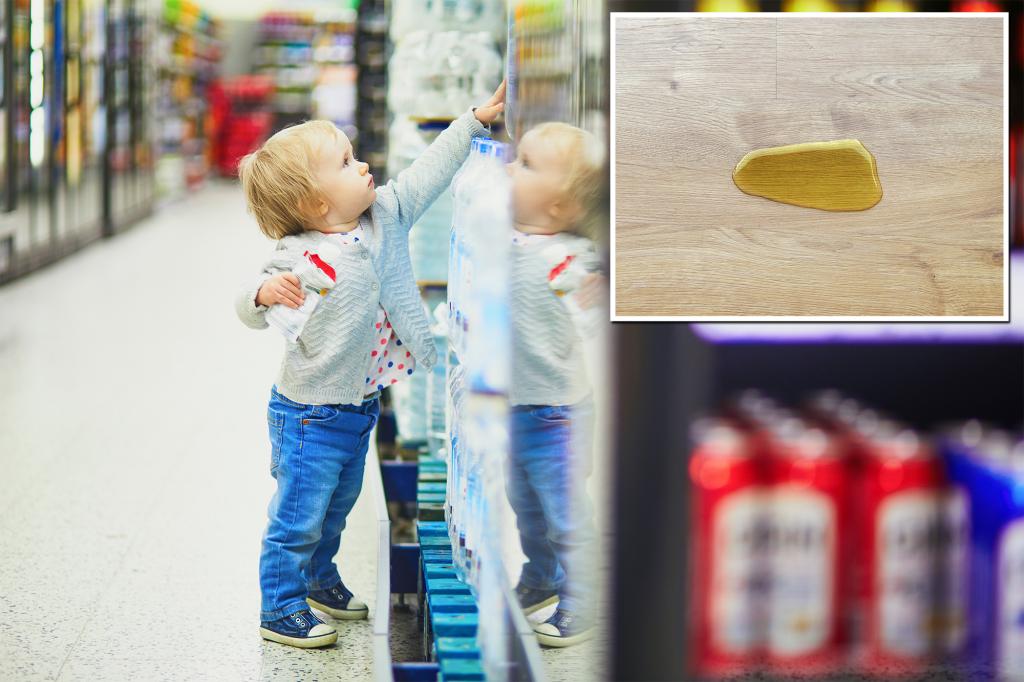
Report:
611,12,1008,320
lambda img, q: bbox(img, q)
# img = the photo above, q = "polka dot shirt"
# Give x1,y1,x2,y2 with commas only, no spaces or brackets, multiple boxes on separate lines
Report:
364,307,414,395
326,227,416,397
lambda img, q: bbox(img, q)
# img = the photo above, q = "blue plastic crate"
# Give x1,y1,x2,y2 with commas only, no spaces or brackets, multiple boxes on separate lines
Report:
429,593,478,614
416,521,448,537
439,658,485,681
435,636,481,660
432,612,478,638
425,578,472,595
424,564,458,580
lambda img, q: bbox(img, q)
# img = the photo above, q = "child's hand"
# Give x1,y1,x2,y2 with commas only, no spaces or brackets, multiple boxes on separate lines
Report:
473,80,506,125
576,273,607,310
256,273,305,309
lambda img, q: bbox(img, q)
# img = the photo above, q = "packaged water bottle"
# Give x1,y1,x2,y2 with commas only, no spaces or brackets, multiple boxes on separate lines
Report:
449,137,487,355
265,241,342,343
540,241,604,338
463,140,512,394
467,394,510,680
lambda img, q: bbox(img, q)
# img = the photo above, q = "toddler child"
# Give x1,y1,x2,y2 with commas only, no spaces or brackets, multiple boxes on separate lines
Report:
235,83,504,648
504,121,606,648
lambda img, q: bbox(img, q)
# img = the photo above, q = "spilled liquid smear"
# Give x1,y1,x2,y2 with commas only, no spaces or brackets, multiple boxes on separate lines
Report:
732,139,883,212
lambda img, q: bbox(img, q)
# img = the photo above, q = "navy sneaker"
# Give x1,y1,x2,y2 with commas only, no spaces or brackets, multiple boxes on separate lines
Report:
515,583,559,616
260,609,337,648
533,608,594,648
307,580,369,620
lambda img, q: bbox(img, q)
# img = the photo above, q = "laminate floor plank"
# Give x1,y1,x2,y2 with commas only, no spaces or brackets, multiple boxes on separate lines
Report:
613,14,1005,318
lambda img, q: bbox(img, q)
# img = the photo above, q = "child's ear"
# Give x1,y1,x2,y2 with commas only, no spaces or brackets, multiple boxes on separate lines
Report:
548,197,582,225
296,196,331,220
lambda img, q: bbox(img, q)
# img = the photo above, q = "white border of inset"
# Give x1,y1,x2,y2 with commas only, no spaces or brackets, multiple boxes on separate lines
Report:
609,12,1011,323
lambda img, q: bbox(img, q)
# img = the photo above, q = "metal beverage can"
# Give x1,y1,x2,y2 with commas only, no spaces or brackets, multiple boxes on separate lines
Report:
689,418,768,678
763,418,847,676
943,427,1024,679
857,422,963,676
806,393,878,664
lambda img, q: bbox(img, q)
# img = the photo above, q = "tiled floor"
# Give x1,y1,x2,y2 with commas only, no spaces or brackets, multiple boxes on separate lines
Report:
0,182,612,681
0,184,379,681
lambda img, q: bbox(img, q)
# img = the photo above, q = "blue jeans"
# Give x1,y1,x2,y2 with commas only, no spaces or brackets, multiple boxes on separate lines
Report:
506,398,596,618
259,385,379,622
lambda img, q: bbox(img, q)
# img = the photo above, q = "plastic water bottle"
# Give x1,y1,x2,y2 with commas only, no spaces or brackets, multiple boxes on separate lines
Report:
463,140,512,394
540,241,604,339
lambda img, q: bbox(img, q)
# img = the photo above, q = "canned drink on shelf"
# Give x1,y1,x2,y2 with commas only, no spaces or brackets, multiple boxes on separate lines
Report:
943,428,1024,680
951,0,1004,11
727,389,781,462
763,418,847,676
1011,125,1020,249
855,422,967,676
805,391,875,659
689,418,768,678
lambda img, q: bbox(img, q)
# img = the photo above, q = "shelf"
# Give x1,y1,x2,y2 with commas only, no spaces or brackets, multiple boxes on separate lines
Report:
693,252,1023,345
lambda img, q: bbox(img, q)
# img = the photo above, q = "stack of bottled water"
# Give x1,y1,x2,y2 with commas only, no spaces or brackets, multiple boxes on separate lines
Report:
448,137,506,355
388,118,454,284
385,3,503,448
446,138,514,680
387,24,502,121
426,304,449,455
385,25,501,282
387,314,430,445
390,0,506,46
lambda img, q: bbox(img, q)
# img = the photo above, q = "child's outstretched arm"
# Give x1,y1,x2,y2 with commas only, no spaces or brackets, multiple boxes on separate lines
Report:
234,245,305,329
375,80,505,230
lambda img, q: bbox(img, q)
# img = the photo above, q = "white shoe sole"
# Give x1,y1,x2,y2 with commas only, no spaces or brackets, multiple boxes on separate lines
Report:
535,627,594,648
259,626,338,648
307,597,369,620
521,594,559,616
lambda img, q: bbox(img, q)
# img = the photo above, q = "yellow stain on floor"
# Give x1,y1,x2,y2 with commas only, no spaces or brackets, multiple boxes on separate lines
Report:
732,139,883,212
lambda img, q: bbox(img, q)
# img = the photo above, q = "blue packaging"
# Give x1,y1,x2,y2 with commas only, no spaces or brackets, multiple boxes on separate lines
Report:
942,429,1024,679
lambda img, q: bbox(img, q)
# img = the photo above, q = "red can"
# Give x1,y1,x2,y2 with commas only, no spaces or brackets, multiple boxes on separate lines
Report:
855,423,966,675
806,393,878,662
689,419,768,679
762,418,848,677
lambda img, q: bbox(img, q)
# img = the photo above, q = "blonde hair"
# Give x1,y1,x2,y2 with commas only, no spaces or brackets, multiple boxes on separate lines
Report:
523,122,607,241
237,120,340,240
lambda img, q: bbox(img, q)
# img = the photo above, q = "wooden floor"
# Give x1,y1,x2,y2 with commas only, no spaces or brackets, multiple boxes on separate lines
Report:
613,15,1005,318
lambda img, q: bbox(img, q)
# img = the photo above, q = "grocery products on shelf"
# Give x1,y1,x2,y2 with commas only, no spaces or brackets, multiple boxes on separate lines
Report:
689,389,1023,680
390,0,506,44
385,1,504,458
942,424,1024,681
387,30,503,120
155,0,222,199
507,0,606,144
445,138,514,679
209,75,275,178
253,9,357,134
355,0,390,180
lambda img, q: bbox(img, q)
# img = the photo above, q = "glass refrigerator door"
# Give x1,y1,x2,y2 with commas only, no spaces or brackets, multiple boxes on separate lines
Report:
107,0,130,231
79,0,104,235
64,0,81,239
50,0,68,243
127,0,150,212
0,1,7,215
12,0,31,250
26,0,49,248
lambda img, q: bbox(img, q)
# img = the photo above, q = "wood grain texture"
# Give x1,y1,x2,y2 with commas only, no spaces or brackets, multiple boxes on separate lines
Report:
614,15,1005,318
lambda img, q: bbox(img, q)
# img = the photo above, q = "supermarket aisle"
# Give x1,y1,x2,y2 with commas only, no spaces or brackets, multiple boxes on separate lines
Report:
0,183,379,681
